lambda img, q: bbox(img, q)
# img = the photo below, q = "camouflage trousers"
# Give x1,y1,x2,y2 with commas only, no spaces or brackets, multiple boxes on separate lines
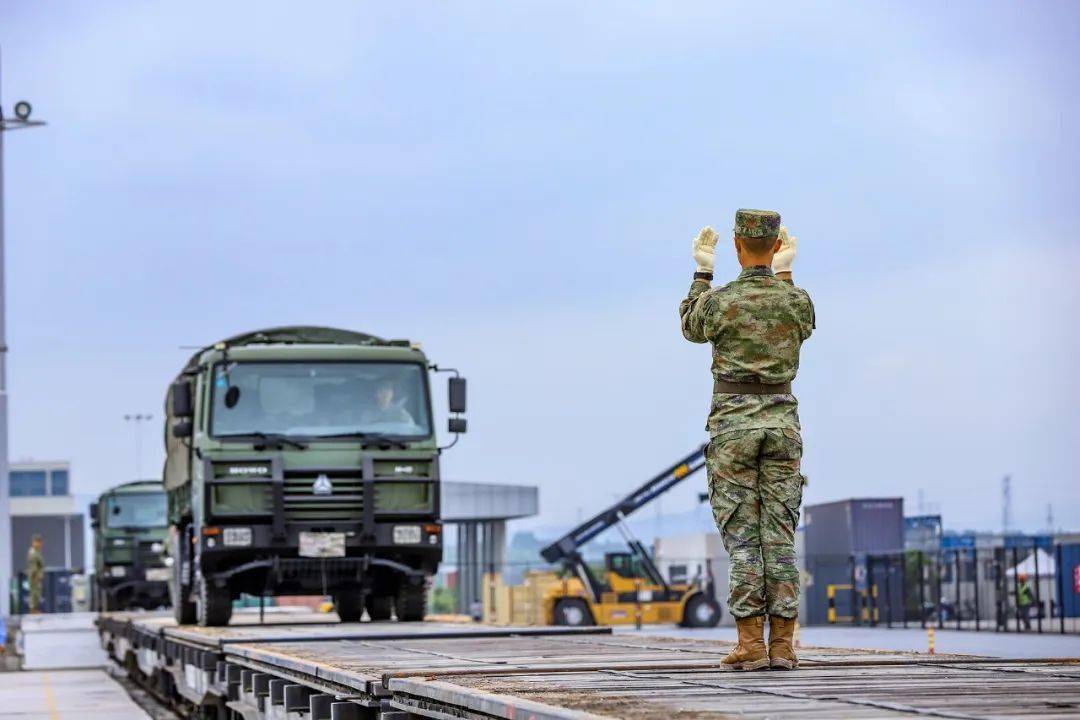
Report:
28,578,43,612
706,428,804,619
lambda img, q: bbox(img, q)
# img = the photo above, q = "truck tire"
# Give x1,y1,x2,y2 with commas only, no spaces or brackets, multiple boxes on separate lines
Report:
395,582,427,622
170,528,196,624
335,589,363,622
553,598,594,626
366,594,394,621
680,593,721,628
172,584,196,624
196,578,233,627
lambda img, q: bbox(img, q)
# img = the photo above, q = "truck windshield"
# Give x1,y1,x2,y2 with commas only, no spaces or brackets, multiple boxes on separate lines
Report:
105,493,167,529
211,362,431,439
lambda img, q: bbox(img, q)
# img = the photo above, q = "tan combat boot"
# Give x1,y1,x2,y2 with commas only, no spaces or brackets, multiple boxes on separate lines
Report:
768,616,799,670
721,616,770,671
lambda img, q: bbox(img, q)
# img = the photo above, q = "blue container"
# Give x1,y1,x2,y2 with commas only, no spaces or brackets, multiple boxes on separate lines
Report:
1058,543,1080,619
15,569,75,613
941,534,976,550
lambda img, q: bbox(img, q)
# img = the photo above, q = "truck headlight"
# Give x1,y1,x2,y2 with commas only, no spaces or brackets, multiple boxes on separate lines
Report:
375,483,432,513
150,542,164,554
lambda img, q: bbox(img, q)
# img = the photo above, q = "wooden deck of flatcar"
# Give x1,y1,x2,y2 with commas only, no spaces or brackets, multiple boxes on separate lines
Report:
388,659,1080,719
96,612,1080,719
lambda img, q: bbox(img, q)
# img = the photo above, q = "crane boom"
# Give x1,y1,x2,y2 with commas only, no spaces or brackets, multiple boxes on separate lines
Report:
540,444,708,566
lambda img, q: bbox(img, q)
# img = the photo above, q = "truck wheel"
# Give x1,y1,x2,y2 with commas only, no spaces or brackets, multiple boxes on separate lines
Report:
172,583,196,624
196,578,233,627
366,594,394,621
170,530,196,625
553,598,594,626
395,582,427,622
681,593,721,628
335,589,363,622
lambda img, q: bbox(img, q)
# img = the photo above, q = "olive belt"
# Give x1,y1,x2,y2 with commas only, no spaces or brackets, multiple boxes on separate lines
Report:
714,379,792,395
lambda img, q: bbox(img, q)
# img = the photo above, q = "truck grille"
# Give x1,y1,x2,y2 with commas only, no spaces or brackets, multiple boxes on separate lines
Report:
137,542,164,568
282,470,364,523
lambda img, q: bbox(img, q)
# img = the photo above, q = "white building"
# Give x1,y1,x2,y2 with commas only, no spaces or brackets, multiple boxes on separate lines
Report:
8,461,85,574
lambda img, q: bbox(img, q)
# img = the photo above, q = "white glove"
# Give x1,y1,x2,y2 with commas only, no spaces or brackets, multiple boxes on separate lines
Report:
691,226,719,273
772,225,797,274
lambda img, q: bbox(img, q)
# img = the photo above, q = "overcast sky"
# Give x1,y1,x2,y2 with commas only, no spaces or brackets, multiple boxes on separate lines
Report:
2,1,1078,536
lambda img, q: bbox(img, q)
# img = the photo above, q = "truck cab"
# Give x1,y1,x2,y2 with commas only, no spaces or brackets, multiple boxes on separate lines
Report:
90,480,170,611
164,326,466,626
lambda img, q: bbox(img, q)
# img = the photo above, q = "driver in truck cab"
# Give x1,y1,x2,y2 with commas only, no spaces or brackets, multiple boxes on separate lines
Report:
360,378,417,427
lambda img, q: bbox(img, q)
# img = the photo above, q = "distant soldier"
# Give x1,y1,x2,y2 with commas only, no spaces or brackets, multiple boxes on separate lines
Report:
679,211,814,671
26,535,45,614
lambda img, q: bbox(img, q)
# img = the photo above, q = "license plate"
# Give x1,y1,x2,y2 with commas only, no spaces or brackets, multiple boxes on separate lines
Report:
145,568,170,582
393,525,422,545
110,565,127,578
223,527,252,547
299,531,346,558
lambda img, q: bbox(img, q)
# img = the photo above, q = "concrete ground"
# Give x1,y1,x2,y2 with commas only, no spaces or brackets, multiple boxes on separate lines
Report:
0,669,150,719
625,623,1080,659
17,613,106,669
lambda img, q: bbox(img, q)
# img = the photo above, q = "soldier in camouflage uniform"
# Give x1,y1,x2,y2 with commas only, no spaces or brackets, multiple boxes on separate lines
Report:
26,535,45,614
679,210,814,671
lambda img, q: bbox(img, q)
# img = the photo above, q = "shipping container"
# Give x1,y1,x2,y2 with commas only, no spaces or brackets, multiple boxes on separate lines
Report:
1058,543,1080,619
803,498,904,626
804,498,904,557
15,569,76,614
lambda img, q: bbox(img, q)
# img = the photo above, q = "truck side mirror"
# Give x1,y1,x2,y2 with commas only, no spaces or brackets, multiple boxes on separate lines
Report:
172,419,193,438
448,417,467,434
171,381,193,416
448,377,467,414
89,503,99,529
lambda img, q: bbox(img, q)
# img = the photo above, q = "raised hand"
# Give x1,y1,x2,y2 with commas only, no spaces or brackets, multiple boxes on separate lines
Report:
692,226,719,273
772,226,797,274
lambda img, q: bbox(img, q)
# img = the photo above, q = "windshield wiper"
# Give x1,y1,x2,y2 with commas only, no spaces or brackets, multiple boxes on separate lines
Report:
317,432,414,449
221,432,309,450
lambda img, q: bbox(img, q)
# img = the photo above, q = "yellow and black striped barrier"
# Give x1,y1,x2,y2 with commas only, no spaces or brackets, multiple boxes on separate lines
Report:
826,583,879,624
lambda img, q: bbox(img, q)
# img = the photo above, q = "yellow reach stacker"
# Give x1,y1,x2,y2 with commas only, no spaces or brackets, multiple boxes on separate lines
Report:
540,446,722,628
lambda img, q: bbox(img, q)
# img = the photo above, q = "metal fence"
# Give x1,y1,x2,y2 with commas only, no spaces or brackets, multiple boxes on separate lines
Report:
823,542,1080,634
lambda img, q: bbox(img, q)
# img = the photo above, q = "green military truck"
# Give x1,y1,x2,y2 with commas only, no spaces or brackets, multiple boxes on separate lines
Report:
90,480,171,611
164,326,467,626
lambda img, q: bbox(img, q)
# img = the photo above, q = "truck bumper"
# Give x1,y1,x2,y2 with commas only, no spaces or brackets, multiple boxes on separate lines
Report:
196,522,441,593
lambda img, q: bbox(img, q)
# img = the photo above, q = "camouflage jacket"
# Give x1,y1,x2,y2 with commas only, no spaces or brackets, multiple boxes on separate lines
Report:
26,547,45,579
679,265,815,435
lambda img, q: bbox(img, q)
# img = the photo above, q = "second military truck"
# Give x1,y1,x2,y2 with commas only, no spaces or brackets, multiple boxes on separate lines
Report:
164,326,466,626
90,480,170,611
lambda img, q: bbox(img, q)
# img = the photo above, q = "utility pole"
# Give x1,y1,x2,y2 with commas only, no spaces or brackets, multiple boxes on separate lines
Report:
124,414,153,480
1001,475,1012,535
0,49,47,617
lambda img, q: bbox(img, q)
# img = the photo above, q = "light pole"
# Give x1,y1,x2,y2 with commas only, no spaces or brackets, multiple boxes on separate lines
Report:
0,49,47,617
124,414,153,480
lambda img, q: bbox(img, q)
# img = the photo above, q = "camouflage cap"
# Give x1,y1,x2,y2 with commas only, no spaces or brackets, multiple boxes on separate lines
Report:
734,209,781,239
